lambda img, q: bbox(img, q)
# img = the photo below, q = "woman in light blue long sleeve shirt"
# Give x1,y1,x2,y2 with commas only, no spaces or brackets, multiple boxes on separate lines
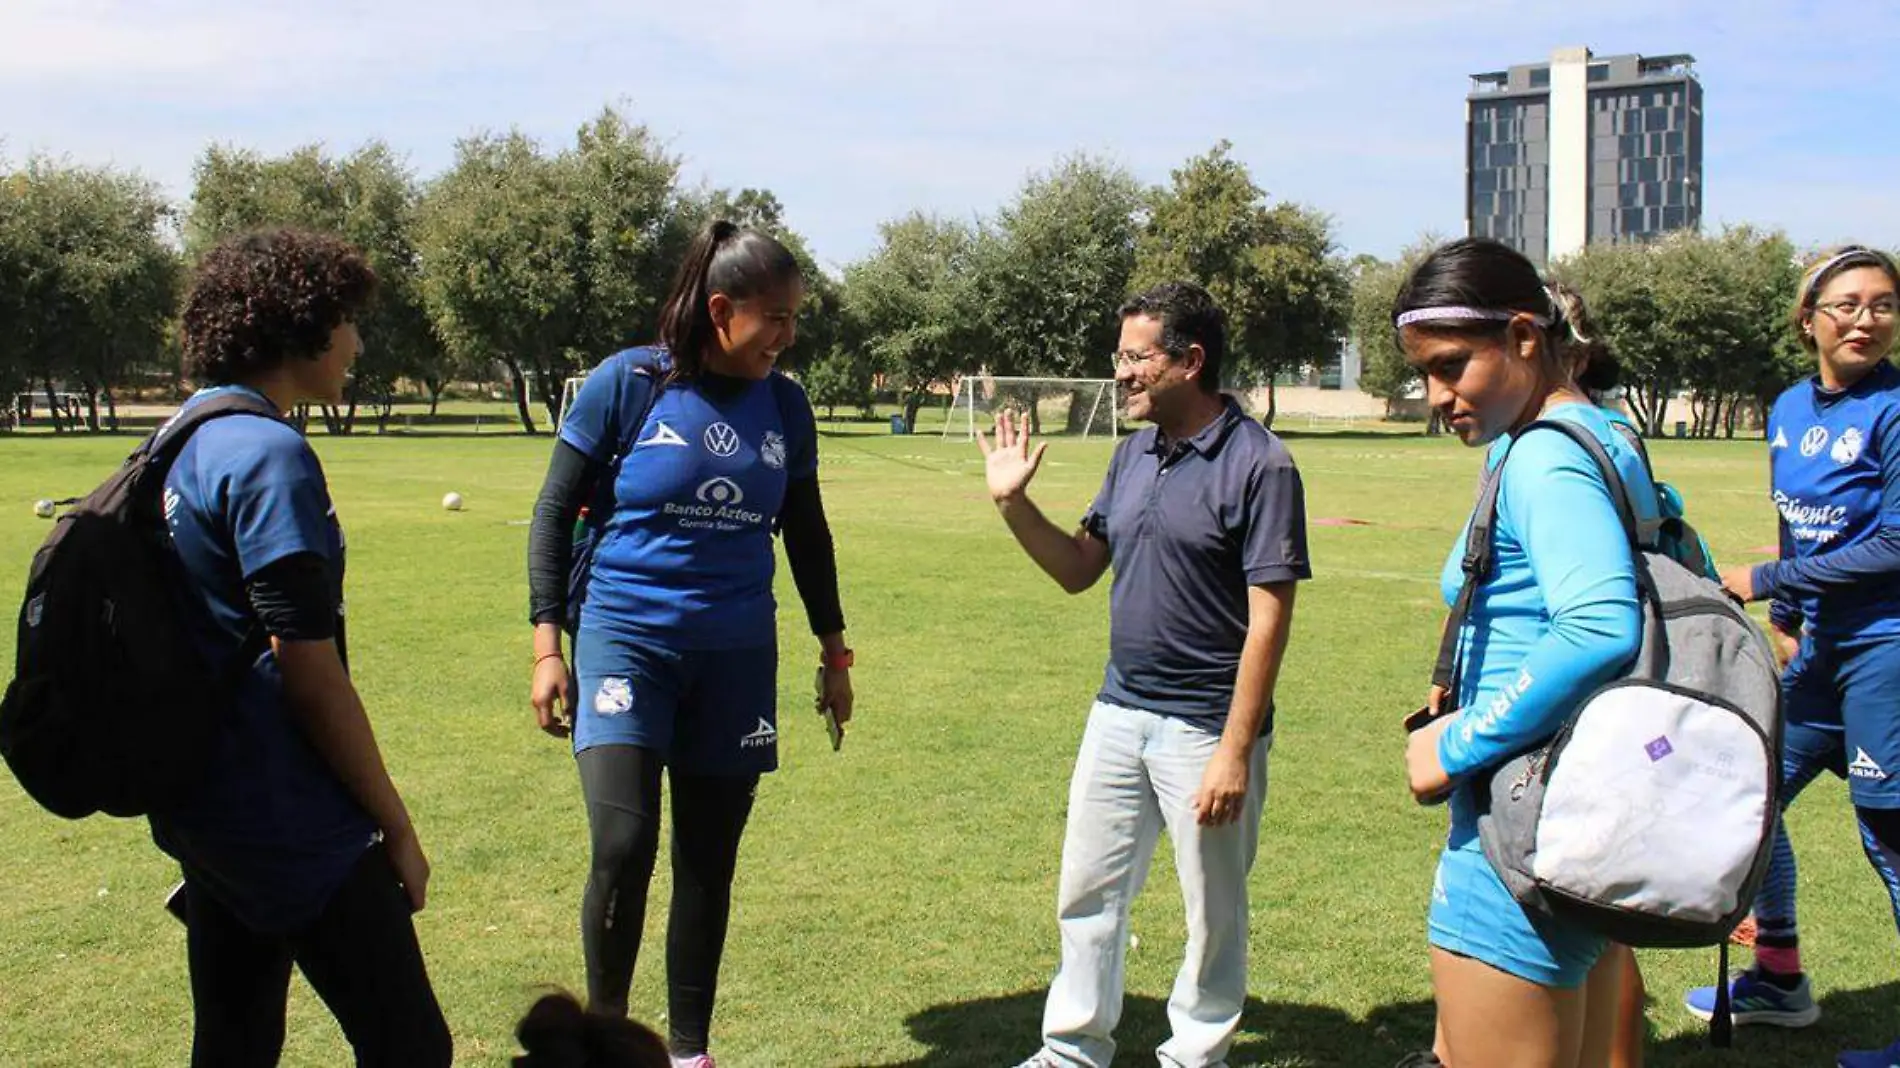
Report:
1396,239,1649,1068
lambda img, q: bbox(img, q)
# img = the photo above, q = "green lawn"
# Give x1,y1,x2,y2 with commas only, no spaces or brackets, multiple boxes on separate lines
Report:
0,426,1893,1067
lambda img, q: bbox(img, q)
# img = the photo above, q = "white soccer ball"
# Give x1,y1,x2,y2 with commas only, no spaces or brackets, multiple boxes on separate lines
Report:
442,492,465,512
33,499,55,519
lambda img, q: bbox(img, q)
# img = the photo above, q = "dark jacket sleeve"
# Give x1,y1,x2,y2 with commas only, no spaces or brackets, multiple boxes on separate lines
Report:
778,475,845,636
528,441,603,626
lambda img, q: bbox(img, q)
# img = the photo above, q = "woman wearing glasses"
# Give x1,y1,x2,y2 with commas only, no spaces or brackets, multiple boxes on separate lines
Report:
1683,247,1900,1068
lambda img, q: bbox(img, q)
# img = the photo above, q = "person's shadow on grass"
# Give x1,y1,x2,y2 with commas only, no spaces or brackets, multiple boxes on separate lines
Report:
1646,978,1898,1068
851,988,1439,1068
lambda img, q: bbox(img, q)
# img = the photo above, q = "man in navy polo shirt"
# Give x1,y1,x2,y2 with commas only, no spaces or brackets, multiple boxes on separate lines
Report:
979,281,1310,1068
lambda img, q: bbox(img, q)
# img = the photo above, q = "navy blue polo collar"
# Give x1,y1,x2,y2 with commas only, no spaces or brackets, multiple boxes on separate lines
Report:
1149,396,1247,459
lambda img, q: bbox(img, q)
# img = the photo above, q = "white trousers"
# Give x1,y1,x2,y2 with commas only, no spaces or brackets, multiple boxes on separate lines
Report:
1041,701,1270,1068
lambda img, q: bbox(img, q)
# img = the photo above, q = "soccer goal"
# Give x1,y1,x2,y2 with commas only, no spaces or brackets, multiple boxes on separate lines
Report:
940,376,1119,442
558,377,587,430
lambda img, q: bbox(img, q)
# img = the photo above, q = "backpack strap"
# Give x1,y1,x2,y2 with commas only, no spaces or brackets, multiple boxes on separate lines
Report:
1432,459,1507,705
609,347,668,464
146,391,289,470
1431,418,1642,706
1519,419,1641,547
1606,417,1654,478
145,391,293,670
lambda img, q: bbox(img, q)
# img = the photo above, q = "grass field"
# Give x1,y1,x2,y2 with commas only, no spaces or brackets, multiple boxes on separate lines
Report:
0,423,1894,1067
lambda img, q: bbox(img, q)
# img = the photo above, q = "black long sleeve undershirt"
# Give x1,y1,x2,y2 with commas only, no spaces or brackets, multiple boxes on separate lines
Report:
525,440,845,636
245,552,336,641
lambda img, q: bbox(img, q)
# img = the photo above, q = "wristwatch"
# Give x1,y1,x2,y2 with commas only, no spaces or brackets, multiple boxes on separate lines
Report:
821,648,855,670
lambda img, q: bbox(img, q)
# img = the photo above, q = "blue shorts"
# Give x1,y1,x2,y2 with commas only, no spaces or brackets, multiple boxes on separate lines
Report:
572,629,779,776
1784,631,1900,809
1428,816,1605,988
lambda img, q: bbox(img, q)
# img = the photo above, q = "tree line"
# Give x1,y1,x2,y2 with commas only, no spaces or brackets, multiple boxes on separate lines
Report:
6,102,1868,438
1,113,1348,433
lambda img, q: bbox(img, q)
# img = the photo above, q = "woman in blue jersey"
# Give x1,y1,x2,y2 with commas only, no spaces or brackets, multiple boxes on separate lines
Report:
1683,246,1900,1068
161,230,452,1066
1398,238,1650,1068
526,221,851,1068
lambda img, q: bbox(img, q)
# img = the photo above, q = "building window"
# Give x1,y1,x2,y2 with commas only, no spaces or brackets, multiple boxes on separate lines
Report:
1530,68,1550,88
1589,63,1609,82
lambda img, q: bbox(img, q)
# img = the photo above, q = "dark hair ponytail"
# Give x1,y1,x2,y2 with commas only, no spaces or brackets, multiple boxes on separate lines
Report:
656,220,803,378
513,991,669,1068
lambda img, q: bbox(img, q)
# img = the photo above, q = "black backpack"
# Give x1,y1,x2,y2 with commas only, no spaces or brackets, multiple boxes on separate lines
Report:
0,392,281,819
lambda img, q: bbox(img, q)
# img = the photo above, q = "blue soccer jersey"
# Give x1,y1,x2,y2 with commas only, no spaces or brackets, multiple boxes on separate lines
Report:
559,353,818,650
151,386,378,934
1756,362,1900,640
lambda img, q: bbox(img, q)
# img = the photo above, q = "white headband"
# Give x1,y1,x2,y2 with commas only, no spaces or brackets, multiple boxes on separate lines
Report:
1801,248,1890,304
1395,305,1552,329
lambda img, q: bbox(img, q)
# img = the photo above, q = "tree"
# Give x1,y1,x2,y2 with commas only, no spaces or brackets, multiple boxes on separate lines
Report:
416,131,580,434
1558,227,1801,438
1554,241,1673,435
418,108,689,433
800,346,876,420
843,212,983,431
1134,141,1350,426
2,158,178,431
976,154,1144,431
561,110,691,382
185,142,442,433
1348,238,1443,431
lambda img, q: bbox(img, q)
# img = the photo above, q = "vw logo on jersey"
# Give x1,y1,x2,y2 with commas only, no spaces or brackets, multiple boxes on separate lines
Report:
1832,426,1864,465
704,422,741,458
1800,426,1830,458
696,477,745,505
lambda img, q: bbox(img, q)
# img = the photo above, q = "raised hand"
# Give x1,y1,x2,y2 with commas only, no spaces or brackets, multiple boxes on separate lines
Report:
975,409,1048,504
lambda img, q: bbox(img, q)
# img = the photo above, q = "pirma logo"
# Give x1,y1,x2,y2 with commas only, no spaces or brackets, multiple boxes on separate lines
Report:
1800,426,1830,458
1850,747,1889,781
25,594,44,629
704,422,741,458
740,717,777,749
696,477,745,506
637,421,688,448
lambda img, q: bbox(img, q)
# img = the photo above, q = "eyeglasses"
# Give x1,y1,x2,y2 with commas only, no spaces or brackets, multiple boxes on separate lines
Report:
1815,299,1899,326
1112,348,1172,369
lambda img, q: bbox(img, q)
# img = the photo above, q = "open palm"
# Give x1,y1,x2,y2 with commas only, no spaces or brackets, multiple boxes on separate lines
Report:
975,409,1047,502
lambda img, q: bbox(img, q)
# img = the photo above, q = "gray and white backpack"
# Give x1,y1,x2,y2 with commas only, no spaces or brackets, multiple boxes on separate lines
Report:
1432,419,1782,1040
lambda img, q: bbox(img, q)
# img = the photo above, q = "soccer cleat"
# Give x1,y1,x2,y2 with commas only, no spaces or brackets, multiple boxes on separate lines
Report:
670,1055,716,1068
1684,967,1820,1028
1838,1037,1900,1068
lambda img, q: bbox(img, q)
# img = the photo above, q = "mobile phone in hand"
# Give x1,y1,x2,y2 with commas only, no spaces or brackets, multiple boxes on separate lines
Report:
1404,704,1442,734
814,668,843,752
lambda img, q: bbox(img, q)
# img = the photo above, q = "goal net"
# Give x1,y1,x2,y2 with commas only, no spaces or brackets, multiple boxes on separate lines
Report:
940,376,1119,442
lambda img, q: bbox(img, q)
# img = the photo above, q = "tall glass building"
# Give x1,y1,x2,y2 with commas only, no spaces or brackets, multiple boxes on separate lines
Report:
1466,47,1702,267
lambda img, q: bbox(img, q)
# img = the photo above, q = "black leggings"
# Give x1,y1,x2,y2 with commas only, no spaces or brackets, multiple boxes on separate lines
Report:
184,843,452,1068
578,744,757,1056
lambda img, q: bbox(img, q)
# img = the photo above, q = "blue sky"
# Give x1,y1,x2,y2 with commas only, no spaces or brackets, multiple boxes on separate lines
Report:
6,0,1895,272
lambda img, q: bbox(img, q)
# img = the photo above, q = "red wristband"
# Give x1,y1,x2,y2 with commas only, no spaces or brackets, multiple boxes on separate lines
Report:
821,648,855,670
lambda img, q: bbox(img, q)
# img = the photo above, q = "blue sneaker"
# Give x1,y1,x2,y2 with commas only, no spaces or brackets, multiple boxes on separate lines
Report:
1683,967,1820,1027
1839,1037,1900,1068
